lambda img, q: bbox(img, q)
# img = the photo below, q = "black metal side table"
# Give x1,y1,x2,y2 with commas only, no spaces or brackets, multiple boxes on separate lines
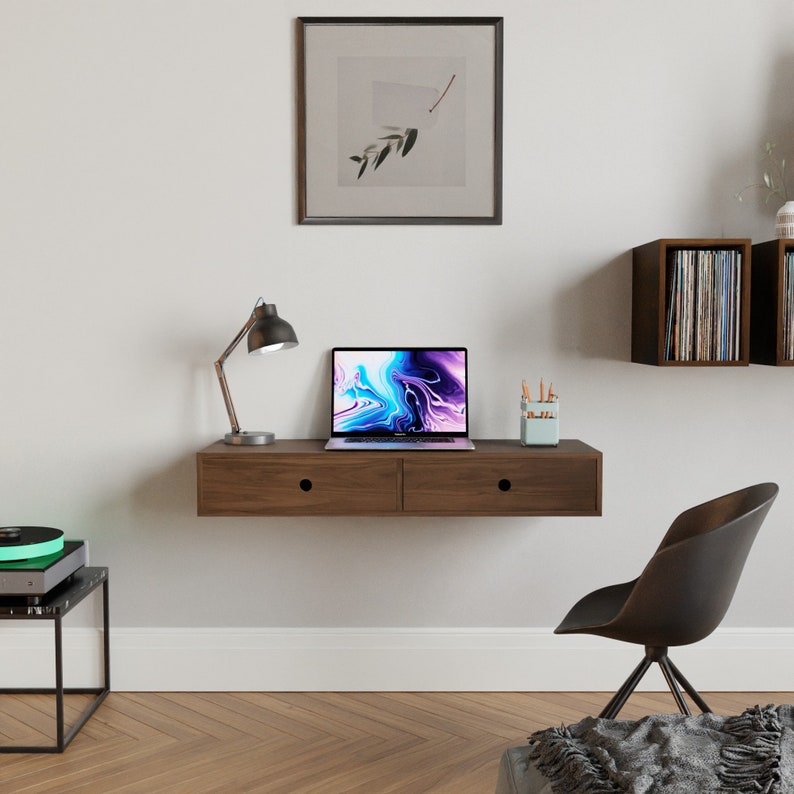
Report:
0,566,109,753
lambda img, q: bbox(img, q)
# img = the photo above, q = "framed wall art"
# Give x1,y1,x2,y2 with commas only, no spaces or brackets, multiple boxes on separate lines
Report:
297,17,503,225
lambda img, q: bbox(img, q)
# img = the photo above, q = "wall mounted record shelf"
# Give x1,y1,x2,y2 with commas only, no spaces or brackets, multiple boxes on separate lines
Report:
631,239,751,366
751,239,794,366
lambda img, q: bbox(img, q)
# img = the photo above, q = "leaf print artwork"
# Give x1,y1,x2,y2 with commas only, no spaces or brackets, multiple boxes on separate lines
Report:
350,75,455,180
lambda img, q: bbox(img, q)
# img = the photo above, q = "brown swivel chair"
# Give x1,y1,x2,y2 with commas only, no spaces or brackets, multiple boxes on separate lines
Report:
555,482,779,719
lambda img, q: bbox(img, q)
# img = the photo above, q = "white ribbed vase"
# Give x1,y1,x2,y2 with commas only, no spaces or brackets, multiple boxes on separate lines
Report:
775,201,794,238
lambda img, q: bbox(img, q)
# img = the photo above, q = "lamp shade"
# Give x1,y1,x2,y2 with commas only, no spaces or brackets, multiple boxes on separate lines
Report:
247,303,299,355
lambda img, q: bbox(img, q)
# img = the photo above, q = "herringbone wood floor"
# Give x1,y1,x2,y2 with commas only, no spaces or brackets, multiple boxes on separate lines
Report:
0,691,790,792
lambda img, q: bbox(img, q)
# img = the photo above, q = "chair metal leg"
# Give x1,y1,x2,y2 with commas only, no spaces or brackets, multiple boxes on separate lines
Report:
658,655,690,715
599,656,653,719
666,656,711,713
599,647,712,720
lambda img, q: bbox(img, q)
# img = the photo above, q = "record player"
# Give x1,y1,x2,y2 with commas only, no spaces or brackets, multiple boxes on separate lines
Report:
0,527,87,602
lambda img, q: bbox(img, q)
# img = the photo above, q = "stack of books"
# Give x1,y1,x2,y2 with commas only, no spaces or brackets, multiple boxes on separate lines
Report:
785,251,794,361
664,249,742,361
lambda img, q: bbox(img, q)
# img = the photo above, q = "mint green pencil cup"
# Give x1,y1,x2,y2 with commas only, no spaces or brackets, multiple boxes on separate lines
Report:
520,399,559,446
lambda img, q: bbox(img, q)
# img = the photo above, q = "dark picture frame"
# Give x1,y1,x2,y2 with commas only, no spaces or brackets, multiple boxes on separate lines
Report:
297,17,503,225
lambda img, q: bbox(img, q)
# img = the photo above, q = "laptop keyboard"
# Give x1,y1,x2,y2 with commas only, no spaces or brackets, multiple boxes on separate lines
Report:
344,437,454,444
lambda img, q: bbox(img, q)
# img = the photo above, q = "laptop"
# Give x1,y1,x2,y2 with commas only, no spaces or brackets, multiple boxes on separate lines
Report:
325,347,475,450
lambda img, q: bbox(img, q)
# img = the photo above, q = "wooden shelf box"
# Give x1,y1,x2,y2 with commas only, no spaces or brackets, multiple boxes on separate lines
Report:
631,238,751,366
751,239,794,366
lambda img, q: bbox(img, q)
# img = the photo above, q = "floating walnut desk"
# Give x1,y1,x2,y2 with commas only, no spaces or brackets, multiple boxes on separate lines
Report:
197,440,602,517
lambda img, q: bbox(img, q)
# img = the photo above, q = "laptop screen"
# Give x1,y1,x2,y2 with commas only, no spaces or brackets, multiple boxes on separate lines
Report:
331,348,469,437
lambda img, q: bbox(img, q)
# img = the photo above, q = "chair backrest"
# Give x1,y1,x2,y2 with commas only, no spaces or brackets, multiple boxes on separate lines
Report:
611,482,778,647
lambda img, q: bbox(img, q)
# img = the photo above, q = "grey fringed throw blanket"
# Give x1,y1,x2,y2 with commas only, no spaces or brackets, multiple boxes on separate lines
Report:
527,704,794,793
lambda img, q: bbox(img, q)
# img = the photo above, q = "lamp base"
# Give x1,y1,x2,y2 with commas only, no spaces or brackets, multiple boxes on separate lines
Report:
224,431,275,446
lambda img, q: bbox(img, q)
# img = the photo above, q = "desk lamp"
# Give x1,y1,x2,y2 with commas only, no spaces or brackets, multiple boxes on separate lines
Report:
214,298,298,445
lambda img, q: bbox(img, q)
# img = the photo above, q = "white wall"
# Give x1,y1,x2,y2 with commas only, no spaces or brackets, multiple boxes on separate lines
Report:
2,0,794,690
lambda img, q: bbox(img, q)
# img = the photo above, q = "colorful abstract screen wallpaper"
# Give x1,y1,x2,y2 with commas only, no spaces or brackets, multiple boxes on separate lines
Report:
331,348,468,435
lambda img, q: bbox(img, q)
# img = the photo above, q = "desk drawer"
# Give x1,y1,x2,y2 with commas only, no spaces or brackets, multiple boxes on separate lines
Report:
402,456,600,515
198,455,401,516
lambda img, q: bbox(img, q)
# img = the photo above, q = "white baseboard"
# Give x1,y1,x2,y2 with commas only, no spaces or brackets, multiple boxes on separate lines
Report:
3,627,794,692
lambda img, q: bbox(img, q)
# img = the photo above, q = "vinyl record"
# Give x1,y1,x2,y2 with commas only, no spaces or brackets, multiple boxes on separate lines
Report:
0,526,64,562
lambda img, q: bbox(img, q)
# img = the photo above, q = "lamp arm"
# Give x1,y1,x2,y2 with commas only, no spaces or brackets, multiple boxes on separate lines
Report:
214,312,257,434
